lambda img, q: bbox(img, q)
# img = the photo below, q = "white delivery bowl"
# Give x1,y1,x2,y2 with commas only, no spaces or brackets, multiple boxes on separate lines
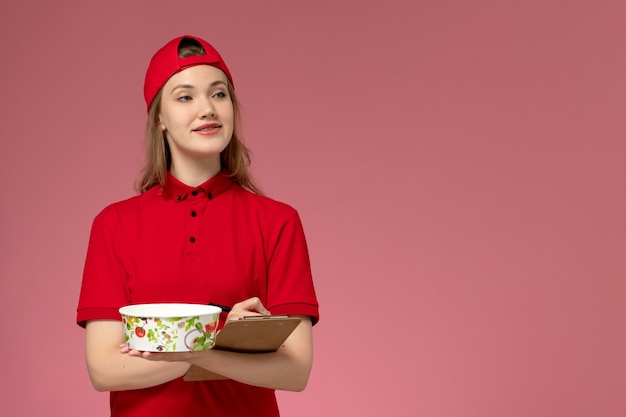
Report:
119,303,221,352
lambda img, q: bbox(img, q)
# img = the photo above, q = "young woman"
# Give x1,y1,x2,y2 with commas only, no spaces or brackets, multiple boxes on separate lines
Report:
76,35,319,417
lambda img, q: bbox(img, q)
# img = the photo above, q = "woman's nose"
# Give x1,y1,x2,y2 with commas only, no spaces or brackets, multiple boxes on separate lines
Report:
199,98,216,118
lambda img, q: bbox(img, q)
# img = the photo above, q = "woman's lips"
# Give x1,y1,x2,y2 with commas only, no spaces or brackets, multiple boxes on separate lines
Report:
193,123,221,135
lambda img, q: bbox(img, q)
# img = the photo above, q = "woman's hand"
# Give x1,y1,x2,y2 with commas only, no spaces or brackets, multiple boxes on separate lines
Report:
120,343,191,360
122,343,199,361
226,296,271,321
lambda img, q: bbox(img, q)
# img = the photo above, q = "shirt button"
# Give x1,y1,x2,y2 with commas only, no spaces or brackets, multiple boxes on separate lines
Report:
191,190,199,197
176,196,182,201
191,211,197,217
189,237,196,243
207,193,213,199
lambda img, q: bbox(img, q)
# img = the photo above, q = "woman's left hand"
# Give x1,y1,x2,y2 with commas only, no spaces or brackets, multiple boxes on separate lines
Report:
121,343,199,361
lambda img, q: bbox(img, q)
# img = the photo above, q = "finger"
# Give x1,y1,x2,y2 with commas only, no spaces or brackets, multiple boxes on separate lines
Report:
127,349,145,358
234,297,271,315
130,350,157,360
127,350,196,362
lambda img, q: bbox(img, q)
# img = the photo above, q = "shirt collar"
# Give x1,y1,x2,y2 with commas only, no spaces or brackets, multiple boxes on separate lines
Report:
161,171,233,202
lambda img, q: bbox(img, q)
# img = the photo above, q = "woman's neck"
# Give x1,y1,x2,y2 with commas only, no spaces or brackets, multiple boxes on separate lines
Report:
169,157,222,187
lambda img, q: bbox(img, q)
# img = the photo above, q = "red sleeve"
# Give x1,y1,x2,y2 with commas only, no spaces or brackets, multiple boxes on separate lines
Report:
76,205,130,327
265,209,319,325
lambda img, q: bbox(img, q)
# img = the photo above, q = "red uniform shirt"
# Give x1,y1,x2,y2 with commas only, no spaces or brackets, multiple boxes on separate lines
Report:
77,172,319,416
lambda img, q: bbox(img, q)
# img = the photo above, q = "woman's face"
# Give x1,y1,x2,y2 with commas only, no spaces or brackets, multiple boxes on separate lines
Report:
158,65,234,169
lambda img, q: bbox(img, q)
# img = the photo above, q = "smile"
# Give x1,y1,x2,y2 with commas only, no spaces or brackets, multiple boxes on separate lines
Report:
194,123,221,131
193,123,222,135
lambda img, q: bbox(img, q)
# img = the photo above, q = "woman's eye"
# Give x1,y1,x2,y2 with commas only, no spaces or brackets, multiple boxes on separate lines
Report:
178,95,192,102
213,92,227,99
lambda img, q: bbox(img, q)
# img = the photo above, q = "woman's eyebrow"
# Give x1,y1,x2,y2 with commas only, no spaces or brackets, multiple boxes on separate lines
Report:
171,84,195,91
171,80,227,92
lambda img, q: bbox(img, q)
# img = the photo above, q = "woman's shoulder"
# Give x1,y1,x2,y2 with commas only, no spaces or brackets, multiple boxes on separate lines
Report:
232,185,300,219
93,188,159,222
231,187,306,239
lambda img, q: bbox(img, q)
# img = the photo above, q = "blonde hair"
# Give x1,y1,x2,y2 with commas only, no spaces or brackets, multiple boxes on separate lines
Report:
137,41,262,194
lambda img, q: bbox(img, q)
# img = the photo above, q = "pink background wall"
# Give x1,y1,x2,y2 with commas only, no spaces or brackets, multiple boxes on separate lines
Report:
1,1,624,416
